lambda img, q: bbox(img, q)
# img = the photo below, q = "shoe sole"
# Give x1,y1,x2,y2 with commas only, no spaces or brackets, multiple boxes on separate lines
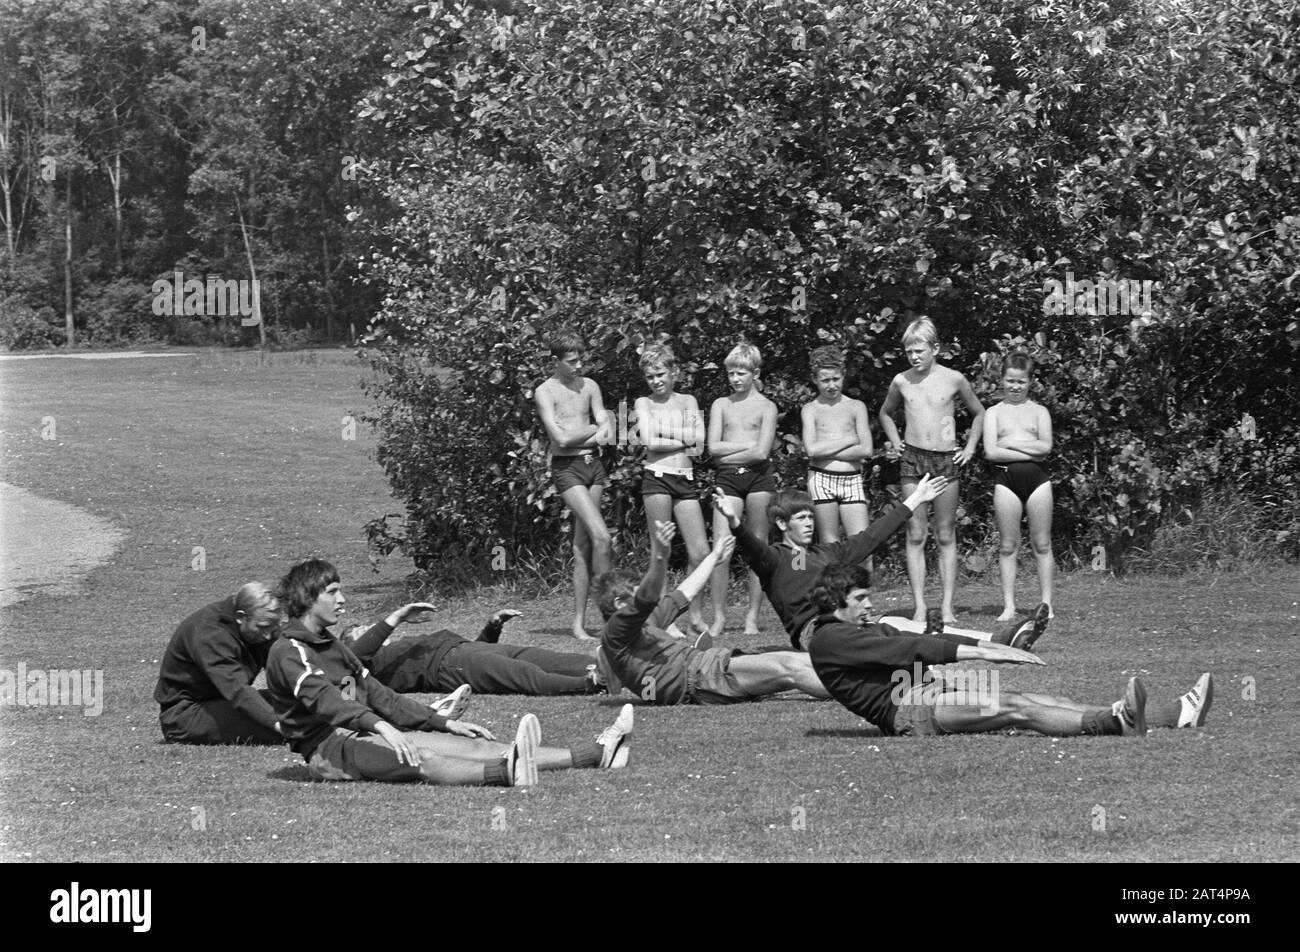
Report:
1127,677,1148,736
599,704,634,768
432,684,473,719
512,714,539,787
1011,603,1051,651
1191,673,1213,727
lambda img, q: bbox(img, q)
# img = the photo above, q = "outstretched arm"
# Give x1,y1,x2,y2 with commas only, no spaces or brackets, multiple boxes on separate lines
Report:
954,643,1045,666
673,535,735,603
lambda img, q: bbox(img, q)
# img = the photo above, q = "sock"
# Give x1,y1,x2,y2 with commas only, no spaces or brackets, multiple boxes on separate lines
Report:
483,761,510,786
571,742,602,769
1082,709,1121,735
478,619,504,644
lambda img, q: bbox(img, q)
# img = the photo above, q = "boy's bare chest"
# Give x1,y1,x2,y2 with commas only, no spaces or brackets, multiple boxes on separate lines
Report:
997,404,1039,437
900,377,955,410
550,385,591,421
812,403,855,434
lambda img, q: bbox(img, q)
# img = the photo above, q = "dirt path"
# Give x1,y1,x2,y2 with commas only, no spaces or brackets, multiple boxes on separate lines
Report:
0,481,125,608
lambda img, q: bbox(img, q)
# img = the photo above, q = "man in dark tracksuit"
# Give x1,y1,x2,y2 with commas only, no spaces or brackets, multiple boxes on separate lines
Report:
266,558,632,786
154,582,285,744
806,564,1169,738
346,610,601,697
713,475,950,649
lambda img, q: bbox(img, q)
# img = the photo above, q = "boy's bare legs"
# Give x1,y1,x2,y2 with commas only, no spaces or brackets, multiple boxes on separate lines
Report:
563,483,611,640
901,477,930,622
813,500,841,544
1026,481,1055,618
743,491,771,635
709,505,734,638
674,496,711,630
839,500,871,573
643,494,677,629
932,479,960,623
729,652,831,699
993,484,1023,621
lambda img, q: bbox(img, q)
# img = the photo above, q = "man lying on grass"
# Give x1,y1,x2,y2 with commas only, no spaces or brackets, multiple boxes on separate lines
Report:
807,564,1213,737
342,608,604,703
154,582,287,745
266,558,632,787
594,522,831,704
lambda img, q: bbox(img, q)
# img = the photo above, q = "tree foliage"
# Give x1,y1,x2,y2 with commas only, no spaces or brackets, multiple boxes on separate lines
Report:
361,0,1300,571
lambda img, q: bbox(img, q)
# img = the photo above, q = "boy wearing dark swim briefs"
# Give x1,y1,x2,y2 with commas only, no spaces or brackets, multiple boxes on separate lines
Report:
707,343,778,637
983,352,1055,621
801,346,875,550
534,329,614,640
635,342,710,631
879,318,985,624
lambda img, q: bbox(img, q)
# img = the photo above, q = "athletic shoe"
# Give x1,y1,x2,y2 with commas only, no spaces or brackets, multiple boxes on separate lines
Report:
596,703,634,769
1177,672,1213,728
1114,677,1148,736
506,713,540,787
430,684,472,719
922,608,944,637
594,645,623,696
1009,602,1051,651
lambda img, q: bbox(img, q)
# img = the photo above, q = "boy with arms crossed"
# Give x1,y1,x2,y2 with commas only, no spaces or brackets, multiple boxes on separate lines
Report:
802,346,875,545
879,318,985,623
635,343,710,632
707,343,778,637
534,330,614,640
983,353,1055,620
594,524,829,704
267,559,633,787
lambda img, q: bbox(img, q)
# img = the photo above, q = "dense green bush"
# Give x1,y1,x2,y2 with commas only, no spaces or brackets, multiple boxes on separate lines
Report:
0,293,60,350
360,0,1300,572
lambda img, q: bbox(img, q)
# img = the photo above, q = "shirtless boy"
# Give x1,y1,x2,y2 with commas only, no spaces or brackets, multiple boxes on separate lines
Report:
802,346,874,546
635,342,709,631
534,330,614,640
878,319,985,623
707,343,777,637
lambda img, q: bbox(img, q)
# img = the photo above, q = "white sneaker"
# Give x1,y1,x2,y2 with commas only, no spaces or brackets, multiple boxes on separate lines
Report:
506,713,540,787
1115,677,1148,736
430,684,472,719
1177,672,1213,728
596,703,634,769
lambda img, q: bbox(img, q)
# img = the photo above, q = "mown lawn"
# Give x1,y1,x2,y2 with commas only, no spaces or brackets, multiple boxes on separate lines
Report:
1,349,1296,862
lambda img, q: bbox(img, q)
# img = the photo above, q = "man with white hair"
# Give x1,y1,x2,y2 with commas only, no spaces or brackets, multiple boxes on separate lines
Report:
154,582,286,744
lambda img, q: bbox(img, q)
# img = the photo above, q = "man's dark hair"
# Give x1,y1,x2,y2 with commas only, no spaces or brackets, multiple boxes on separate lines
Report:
593,569,639,621
549,329,587,358
768,489,815,528
278,558,340,620
810,564,873,614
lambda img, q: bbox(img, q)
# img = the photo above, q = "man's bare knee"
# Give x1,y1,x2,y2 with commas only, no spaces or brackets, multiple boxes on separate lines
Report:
934,525,956,547
999,539,1019,557
1030,536,1052,557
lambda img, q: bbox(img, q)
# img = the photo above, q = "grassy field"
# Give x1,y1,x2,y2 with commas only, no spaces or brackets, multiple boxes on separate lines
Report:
0,348,1297,862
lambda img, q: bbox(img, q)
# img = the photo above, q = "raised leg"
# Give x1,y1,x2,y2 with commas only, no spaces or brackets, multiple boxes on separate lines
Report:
729,652,830,699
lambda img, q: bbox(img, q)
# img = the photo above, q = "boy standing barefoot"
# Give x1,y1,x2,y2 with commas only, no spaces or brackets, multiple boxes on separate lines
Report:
878,319,985,624
801,346,874,545
635,342,710,632
534,329,613,640
983,353,1055,620
707,343,777,637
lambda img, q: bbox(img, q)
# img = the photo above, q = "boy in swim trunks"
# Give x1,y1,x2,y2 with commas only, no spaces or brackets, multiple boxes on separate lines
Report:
982,352,1055,620
594,522,830,704
534,329,614,640
801,345,875,547
878,318,985,623
707,343,778,637
635,342,710,631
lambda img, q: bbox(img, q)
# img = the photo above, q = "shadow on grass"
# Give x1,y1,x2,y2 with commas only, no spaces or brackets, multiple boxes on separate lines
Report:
804,727,885,738
268,765,319,783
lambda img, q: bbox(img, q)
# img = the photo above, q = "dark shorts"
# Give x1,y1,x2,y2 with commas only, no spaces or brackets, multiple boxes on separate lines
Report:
900,444,958,482
807,466,866,504
551,453,607,494
993,461,1051,506
641,466,699,500
715,461,777,498
889,683,946,736
685,647,751,705
305,727,425,782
